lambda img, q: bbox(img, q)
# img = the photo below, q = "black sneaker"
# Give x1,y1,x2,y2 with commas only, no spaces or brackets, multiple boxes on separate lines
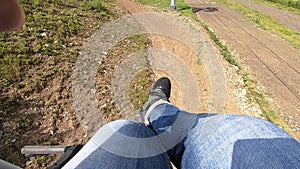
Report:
150,77,171,101
136,77,171,123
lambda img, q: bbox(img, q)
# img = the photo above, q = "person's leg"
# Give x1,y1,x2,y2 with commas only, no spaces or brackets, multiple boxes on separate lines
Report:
146,102,198,167
63,120,171,169
182,114,300,169
148,104,300,169
136,77,198,167
140,77,300,168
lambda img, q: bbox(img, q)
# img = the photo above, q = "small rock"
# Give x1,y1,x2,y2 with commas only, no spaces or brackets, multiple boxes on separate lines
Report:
242,89,247,96
101,51,108,56
26,160,32,166
233,66,239,71
100,104,107,109
50,129,54,135
40,32,47,37
11,138,16,143
26,157,35,165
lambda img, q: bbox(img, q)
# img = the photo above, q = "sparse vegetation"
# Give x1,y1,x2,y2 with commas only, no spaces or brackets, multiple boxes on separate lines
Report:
0,0,112,89
129,69,155,110
0,0,119,167
263,0,300,9
214,0,300,49
253,0,300,15
195,18,240,67
96,34,153,122
196,58,203,65
242,75,298,139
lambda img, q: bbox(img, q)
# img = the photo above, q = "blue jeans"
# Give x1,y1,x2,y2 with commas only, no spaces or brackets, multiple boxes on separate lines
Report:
63,103,300,169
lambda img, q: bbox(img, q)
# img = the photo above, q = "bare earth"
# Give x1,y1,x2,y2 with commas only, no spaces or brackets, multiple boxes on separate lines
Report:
186,0,300,138
116,0,265,116
231,0,300,33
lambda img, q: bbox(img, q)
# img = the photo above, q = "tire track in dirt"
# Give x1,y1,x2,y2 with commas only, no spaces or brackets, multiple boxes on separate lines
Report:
192,5,300,98
186,0,300,138
210,9,300,98
231,0,300,33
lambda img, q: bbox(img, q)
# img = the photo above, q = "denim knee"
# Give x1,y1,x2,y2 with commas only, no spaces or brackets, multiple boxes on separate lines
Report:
106,119,156,138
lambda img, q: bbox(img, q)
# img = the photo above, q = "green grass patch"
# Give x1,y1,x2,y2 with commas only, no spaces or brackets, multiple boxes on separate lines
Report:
214,0,300,49
253,0,300,15
260,0,300,10
119,34,151,52
0,0,118,166
0,0,114,89
129,69,155,110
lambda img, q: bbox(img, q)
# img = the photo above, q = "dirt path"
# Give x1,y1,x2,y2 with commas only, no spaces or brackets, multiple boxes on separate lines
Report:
231,0,300,33
186,0,300,138
112,0,264,119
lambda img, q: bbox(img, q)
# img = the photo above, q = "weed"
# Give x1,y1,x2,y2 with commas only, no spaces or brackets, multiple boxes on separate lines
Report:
19,121,33,130
38,155,47,163
197,58,202,65
0,55,22,83
90,0,104,12
33,0,40,8
201,19,240,67
81,0,106,12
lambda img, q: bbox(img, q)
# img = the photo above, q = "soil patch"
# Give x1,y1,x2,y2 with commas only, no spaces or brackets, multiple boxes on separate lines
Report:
187,0,300,138
231,0,300,33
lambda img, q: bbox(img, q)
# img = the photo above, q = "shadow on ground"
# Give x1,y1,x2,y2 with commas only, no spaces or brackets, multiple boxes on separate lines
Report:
192,7,218,13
